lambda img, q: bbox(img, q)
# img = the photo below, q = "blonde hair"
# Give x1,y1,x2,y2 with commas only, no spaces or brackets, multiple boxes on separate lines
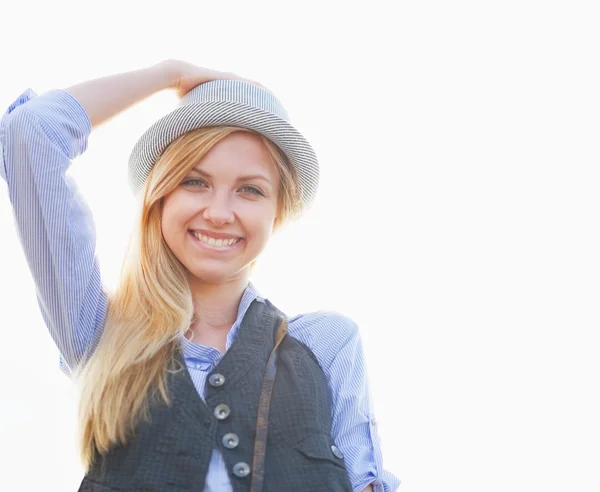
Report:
73,126,303,471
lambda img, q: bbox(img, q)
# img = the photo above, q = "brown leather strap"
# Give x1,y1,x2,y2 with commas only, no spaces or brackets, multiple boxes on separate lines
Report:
249,316,288,492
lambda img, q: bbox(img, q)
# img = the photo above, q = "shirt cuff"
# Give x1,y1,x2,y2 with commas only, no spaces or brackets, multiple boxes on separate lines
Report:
0,88,38,181
26,89,92,159
354,413,401,491
357,477,401,492
0,87,92,163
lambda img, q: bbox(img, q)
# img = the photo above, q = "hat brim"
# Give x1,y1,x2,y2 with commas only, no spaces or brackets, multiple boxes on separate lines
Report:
128,100,318,208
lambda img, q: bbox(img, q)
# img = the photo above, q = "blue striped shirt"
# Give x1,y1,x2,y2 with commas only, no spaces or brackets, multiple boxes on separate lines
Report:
0,88,400,492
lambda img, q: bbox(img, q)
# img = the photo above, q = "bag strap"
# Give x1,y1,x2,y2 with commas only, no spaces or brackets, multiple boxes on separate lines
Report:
249,316,288,492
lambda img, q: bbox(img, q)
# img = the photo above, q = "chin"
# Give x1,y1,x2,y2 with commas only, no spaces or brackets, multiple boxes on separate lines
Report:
186,263,251,284
187,268,229,283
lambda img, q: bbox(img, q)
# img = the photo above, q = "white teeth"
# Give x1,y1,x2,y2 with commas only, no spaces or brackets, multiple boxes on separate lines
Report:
192,232,239,248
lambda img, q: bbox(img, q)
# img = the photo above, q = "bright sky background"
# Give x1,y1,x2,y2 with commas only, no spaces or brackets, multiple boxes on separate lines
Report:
1,1,600,491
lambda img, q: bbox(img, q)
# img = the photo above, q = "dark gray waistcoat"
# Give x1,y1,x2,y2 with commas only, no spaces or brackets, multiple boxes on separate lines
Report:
78,298,353,491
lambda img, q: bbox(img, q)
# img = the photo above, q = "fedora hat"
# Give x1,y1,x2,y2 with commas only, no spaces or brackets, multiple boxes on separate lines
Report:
128,79,319,210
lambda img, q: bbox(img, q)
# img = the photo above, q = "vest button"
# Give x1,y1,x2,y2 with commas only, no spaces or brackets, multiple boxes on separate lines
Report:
331,444,344,459
222,432,239,449
214,404,231,420
232,462,251,478
209,373,226,387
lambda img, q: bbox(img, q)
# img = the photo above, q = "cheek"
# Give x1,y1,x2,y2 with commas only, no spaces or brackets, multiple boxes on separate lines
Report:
159,213,176,252
162,195,195,227
245,209,276,237
161,201,192,247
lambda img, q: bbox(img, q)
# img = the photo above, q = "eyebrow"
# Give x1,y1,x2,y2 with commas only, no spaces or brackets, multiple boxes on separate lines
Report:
190,166,272,185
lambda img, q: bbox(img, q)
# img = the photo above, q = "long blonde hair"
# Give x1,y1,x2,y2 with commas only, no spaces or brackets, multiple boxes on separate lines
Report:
73,126,303,471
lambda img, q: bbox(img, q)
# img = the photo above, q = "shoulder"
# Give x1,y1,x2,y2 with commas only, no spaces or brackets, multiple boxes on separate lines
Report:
285,310,361,370
287,310,359,344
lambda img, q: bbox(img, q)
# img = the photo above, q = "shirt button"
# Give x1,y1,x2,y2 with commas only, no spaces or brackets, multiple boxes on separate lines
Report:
222,432,239,449
209,373,226,387
331,445,344,459
233,462,251,478
214,404,231,420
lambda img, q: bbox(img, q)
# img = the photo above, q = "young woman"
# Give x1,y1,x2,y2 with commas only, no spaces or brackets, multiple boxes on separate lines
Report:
0,59,400,491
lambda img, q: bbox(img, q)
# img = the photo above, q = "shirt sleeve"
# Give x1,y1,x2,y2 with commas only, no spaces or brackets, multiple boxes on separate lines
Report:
287,311,401,492
0,88,108,376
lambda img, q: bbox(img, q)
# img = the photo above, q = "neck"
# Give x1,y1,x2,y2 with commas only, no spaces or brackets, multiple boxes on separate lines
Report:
187,273,250,338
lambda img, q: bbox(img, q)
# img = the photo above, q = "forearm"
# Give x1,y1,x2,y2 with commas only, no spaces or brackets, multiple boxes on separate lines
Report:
63,60,177,129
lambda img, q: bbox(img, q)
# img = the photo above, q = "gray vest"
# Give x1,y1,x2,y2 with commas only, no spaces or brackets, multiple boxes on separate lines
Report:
78,298,353,491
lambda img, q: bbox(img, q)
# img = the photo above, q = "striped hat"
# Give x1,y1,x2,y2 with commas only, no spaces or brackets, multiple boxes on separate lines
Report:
128,79,319,210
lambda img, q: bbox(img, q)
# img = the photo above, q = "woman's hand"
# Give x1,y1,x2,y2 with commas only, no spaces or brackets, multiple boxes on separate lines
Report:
160,59,264,99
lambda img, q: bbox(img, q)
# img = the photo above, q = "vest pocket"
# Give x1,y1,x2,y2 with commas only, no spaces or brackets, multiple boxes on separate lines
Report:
294,433,347,469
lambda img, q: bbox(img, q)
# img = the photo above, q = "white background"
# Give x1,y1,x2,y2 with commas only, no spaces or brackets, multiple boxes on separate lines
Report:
1,1,599,491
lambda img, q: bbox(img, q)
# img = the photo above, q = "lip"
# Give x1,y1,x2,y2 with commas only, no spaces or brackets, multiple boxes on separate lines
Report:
189,230,244,253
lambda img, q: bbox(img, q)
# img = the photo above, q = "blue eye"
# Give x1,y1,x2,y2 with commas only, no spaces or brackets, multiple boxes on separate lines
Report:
182,178,207,187
241,186,264,196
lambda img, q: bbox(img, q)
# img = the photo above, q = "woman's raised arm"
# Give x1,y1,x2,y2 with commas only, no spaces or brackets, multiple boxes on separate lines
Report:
63,59,256,128
1,89,107,375
0,61,186,374
63,60,178,129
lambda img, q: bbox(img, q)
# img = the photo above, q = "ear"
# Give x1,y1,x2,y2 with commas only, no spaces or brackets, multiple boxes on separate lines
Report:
272,215,281,233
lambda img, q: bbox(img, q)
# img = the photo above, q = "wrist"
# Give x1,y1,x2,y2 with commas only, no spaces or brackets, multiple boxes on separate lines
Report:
155,59,181,91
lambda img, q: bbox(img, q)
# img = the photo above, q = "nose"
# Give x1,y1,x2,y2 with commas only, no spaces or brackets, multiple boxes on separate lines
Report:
202,192,235,226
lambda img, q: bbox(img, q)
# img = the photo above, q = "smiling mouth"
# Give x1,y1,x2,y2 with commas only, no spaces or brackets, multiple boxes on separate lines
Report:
189,230,243,250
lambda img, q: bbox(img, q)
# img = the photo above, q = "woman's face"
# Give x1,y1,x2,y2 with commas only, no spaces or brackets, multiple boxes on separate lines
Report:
161,131,280,284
